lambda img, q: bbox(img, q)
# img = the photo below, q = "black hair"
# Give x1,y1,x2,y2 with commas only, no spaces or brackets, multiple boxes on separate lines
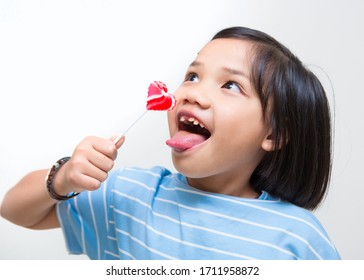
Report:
212,26,332,210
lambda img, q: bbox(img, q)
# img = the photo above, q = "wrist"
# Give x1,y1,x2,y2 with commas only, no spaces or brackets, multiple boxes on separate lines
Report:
46,157,79,201
52,160,70,196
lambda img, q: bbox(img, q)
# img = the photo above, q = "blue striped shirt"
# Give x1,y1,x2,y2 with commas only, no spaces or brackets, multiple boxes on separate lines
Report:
56,166,340,260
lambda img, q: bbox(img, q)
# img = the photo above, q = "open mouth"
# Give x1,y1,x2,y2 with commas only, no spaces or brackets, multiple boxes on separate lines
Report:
166,113,211,152
178,115,211,140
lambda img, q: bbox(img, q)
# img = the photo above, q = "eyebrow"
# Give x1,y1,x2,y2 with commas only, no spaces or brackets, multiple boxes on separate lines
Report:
189,60,250,79
188,60,201,68
222,66,250,79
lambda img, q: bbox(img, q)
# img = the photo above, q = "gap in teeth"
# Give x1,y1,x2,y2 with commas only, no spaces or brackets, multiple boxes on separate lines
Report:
179,116,205,128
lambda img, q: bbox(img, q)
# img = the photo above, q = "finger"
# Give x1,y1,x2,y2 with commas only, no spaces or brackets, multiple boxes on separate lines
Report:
67,156,108,185
88,150,115,173
81,160,109,183
111,135,125,149
66,165,103,192
72,173,102,192
91,138,118,160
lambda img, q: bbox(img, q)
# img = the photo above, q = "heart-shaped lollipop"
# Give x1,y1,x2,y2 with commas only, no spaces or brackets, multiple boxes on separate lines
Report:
146,81,176,111
113,81,176,144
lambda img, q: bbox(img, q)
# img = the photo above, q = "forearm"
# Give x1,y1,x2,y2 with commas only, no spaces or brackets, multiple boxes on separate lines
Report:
0,169,60,229
1,136,124,230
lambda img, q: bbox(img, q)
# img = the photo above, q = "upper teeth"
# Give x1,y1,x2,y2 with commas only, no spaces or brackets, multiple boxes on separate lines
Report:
180,116,205,128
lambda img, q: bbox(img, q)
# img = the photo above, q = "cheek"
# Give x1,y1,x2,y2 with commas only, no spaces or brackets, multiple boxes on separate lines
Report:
216,104,267,145
167,87,184,134
167,110,176,135
172,87,184,102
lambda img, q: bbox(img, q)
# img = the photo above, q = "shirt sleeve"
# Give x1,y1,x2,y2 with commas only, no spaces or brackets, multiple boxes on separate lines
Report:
56,169,118,259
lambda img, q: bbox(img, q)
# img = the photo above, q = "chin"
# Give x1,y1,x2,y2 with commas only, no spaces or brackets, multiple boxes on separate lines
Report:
171,158,211,181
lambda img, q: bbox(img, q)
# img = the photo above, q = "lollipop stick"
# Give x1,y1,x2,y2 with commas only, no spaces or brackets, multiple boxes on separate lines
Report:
113,110,148,144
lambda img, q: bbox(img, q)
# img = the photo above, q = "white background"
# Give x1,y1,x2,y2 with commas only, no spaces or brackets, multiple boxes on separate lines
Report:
0,0,363,260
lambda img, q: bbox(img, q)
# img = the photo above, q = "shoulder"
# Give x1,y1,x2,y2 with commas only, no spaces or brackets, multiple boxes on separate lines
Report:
257,195,340,259
263,196,327,233
259,194,328,238
106,166,175,200
108,166,173,188
109,165,172,178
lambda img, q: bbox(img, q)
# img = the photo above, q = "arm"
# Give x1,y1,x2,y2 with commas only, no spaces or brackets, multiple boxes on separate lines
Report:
0,169,59,229
0,136,125,230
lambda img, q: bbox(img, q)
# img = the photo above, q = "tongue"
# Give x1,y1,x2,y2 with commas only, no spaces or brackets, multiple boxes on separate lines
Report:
166,131,207,152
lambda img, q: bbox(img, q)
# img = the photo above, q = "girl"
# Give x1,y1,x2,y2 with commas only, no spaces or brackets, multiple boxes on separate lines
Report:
0,26,340,260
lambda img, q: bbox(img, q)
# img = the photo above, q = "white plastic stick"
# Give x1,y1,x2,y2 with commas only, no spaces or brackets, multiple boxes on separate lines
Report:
113,110,148,144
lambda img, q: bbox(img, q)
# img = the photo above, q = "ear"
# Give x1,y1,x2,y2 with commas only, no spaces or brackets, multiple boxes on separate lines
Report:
261,129,285,152
261,133,276,152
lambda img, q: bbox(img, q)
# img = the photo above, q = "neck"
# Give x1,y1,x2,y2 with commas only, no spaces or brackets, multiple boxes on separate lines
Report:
186,173,260,199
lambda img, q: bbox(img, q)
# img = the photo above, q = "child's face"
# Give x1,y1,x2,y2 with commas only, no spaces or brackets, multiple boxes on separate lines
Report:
167,38,272,196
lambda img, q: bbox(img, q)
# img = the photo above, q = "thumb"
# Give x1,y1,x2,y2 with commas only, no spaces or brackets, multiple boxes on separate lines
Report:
110,135,125,149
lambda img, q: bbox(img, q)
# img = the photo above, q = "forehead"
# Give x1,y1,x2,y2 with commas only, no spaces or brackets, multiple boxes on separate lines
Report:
195,38,255,66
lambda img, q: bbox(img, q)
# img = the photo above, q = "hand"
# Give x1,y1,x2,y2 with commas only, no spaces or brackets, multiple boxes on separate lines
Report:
53,135,125,195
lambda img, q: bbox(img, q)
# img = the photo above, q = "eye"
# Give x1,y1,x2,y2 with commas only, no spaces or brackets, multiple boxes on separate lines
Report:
185,73,199,83
222,81,243,94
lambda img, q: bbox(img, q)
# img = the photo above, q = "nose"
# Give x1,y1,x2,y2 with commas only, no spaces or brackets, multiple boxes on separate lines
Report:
177,84,211,109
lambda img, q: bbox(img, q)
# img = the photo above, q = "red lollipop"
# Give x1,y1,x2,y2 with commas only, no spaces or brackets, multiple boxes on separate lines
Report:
113,81,176,144
146,81,176,111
